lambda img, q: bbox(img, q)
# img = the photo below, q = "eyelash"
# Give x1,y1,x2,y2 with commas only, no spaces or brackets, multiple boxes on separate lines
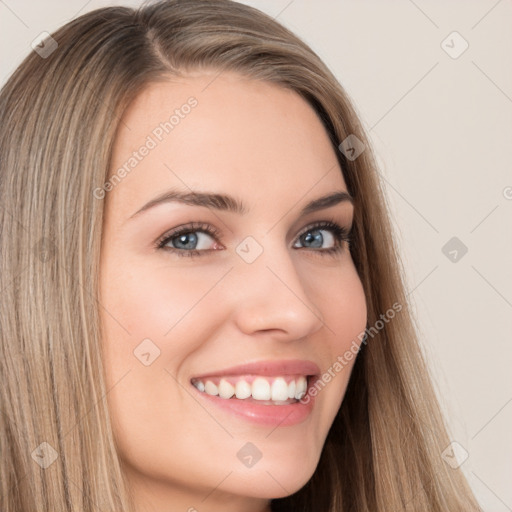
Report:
154,219,352,259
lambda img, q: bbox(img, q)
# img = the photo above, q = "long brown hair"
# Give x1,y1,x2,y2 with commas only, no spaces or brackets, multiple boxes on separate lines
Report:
0,1,481,510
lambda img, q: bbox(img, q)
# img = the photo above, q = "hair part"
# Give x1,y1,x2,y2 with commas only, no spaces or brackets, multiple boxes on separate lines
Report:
0,1,481,510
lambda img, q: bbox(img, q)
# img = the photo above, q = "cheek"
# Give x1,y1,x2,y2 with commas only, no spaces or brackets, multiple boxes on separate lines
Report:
313,262,367,349
98,259,222,475
337,274,367,346
99,255,226,348
307,263,367,411
98,257,232,436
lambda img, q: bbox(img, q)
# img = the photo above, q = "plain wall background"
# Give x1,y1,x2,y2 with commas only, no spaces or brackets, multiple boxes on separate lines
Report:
1,1,510,510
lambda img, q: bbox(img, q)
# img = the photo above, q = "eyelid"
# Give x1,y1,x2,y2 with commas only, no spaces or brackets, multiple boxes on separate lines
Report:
296,219,352,239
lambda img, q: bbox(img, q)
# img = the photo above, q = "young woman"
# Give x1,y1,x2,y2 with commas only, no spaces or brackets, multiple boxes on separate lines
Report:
0,1,482,511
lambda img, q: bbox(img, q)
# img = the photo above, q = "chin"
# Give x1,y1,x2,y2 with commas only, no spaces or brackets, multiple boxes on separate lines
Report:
231,453,319,499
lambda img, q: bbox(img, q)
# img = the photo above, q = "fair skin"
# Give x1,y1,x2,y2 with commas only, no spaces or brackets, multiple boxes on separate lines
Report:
99,70,367,512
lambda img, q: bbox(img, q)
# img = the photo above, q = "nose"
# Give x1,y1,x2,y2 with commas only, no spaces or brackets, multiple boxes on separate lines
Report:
229,240,326,342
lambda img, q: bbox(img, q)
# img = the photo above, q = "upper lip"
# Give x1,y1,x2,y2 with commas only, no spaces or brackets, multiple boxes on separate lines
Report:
190,359,321,381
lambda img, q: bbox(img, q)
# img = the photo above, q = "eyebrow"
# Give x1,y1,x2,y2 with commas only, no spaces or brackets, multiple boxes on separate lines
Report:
128,188,353,220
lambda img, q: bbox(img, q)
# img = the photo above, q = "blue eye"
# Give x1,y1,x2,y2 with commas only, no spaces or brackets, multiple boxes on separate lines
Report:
295,224,338,250
156,220,352,258
292,220,352,255
166,231,212,251
156,222,219,258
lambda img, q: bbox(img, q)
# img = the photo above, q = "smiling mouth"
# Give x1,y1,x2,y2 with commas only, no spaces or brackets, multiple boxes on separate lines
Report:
191,374,311,404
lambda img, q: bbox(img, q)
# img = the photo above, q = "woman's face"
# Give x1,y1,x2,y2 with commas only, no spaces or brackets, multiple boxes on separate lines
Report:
99,70,367,512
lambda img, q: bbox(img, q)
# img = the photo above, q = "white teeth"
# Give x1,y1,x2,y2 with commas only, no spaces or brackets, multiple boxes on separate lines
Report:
287,380,296,399
218,379,235,399
252,377,271,400
295,376,308,400
235,380,251,399
193,380,205,392
193,375,310,402
204,381,218,396
271,377,289,401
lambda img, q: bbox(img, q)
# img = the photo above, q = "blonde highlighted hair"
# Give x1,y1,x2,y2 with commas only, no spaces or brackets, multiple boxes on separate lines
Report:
0,1,481,510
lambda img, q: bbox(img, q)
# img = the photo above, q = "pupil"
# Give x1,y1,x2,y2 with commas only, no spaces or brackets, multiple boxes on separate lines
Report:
303,230,323,248
174,232,197,249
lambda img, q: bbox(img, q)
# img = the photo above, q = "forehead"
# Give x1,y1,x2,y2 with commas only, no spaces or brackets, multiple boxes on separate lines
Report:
107,71,347,219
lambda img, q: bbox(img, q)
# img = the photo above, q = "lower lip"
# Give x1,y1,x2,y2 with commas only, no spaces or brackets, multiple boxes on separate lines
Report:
192,383,316,427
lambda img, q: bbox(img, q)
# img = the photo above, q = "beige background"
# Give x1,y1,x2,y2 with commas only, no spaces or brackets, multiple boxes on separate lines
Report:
1,1,510,510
